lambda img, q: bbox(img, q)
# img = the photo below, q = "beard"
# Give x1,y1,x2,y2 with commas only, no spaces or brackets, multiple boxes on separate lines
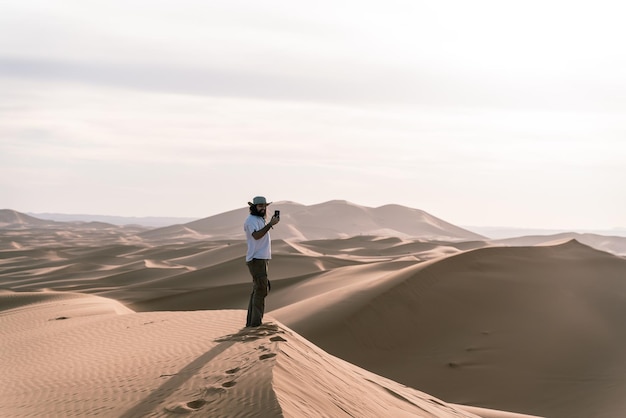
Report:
250,206,267,218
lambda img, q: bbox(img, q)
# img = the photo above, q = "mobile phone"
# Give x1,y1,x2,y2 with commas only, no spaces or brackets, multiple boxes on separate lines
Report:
274,210,280,218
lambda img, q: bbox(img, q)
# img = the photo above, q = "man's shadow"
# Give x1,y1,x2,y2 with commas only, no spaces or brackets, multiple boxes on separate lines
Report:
119,324,283,417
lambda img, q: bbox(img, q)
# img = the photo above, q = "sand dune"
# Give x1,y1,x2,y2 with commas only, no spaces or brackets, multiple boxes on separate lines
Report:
0,209,54,228
494,232,626,256
2,292,489,417
140,200,486,242
1,209,146,233
5,207,625,256
272,240,626,417
28,212,199,227
3,208,626,416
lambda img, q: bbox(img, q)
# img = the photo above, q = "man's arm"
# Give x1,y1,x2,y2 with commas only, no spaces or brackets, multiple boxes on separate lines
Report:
252,223,273,240
251,216,280,240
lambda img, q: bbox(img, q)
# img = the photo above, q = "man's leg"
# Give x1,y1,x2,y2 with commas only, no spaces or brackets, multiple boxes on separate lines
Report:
246,289,254,327
246,259,269,327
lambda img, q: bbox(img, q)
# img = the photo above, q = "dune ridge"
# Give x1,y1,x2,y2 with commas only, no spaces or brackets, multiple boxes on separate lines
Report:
139,200,486,242
1,292,489,417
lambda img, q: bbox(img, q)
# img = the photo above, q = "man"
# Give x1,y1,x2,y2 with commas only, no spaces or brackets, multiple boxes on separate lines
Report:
244,196,280,327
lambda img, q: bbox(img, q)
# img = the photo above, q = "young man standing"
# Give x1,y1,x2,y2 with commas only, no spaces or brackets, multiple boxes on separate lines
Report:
244,196,280,327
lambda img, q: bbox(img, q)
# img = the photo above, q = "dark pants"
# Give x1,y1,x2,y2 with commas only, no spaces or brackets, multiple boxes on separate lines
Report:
246,258,269,327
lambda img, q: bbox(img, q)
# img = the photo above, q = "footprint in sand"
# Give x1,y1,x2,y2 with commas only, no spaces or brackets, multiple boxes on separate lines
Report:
186,399,207,409
225,367,240,375
270,336,287,342
259,353,277,360
165,399,208,413
222,381,237,388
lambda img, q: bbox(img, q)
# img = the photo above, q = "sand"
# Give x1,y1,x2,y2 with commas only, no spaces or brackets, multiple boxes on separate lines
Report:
272,240,626,417
2,291,488,417
3,205,626,416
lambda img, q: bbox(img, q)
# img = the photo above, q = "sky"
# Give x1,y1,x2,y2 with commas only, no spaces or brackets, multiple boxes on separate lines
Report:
1,0,625,229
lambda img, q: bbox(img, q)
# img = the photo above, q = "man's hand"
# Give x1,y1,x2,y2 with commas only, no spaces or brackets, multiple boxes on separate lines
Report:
269,215,280,226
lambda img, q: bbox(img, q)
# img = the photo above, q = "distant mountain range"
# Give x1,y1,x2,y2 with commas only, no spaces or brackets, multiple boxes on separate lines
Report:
138,200,486,242
0,209,144,231
25,209,626,238
27,212,198,228
2,204,625,255
5,202,485,241
465,225,626,239
0,210,52,227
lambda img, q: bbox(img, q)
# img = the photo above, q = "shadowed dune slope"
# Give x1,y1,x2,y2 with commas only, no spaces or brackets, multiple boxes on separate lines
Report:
273,240,626,418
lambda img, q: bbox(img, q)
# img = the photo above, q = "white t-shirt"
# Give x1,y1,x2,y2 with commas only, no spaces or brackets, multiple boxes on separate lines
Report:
244,214,272,262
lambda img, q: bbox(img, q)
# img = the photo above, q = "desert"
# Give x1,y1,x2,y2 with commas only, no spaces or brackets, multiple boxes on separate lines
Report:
2,202,626,417
3,0,626,416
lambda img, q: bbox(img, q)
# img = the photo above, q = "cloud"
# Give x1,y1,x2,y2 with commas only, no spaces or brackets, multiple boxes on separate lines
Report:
2,1,626,112
3,54,626,114
1,1,625,227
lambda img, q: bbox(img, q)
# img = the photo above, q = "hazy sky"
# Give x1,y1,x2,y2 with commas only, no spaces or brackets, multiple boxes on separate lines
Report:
1,0,625,229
